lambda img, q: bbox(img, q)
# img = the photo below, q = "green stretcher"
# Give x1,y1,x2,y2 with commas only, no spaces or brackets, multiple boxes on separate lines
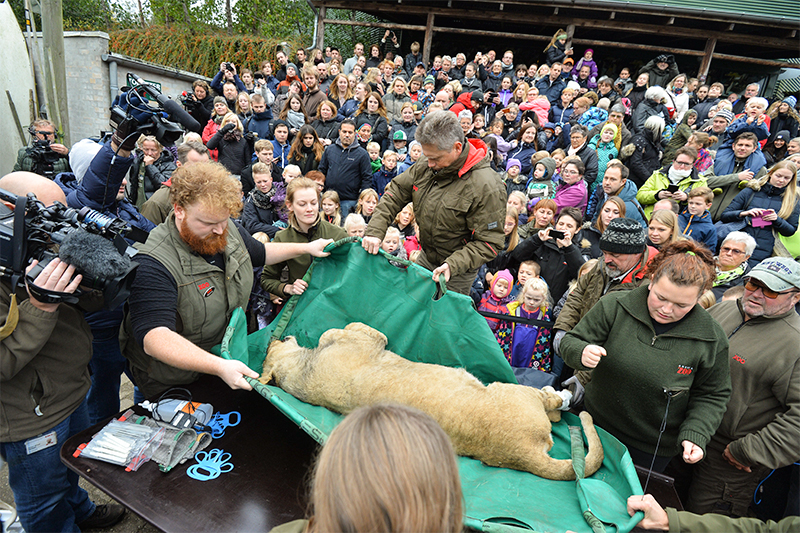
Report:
215,239,644,533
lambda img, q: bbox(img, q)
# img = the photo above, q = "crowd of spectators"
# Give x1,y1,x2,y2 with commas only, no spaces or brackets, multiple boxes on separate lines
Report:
4,27,800,532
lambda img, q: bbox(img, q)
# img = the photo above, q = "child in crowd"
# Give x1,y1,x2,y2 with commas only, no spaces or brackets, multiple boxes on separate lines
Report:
500,277,553,370
472,114,486,137
572,49,598,83
372,151,399,196
418,75,436,113
685,132,718,174
397,141,422,174
366,141,382,173
392,202,415,238
509,259,541,299
507,191,529,225
542,123,559,152
321,190,342,226
403,221,422,257
678,186,717,250
391,131,408,159
306,170,325,193
478,269,514,335
355,189,379,224
344,213,366,237
381,226,408,266
526,156,557,202
282,164,302,184
357,123,373,149
487,118,513,161
588,123,620,195
504,158,526,196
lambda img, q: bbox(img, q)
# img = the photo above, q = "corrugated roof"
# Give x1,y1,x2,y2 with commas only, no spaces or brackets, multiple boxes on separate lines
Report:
585,0,799,23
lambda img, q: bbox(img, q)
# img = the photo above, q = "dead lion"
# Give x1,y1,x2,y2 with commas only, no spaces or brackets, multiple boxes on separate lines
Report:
260,322,603,481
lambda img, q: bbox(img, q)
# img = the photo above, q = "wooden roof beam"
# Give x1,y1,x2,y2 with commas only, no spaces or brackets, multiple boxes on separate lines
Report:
314,1,800,50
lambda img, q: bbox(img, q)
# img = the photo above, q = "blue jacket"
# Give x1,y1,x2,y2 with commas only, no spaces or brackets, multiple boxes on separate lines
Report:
318,140,373,202
271,140,291,168
549,102,573,125
372,166,397,196
337,98,360,121
210,71,247,96
586,179,648,229
506,142,538,176
536,77,566,106
721,183,800,267
245,111,273,142
712,117,769,176
679,209,717,251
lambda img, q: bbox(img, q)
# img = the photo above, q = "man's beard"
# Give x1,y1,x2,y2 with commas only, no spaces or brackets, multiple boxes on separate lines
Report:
604,263,624,278
179,223,228,256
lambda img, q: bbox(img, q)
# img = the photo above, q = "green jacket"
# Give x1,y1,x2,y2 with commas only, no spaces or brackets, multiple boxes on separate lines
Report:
667,508,799,533
706,299,800,469
554,246,657,333
365,139,506,277
122,214,253,390
13,146,70,176
260,218,346,298
1,281,92,442
561,284,731,457
636,167,708,219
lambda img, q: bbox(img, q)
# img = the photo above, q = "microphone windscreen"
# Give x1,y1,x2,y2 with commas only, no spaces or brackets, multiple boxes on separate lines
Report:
161,98,201,132
59,229,132,281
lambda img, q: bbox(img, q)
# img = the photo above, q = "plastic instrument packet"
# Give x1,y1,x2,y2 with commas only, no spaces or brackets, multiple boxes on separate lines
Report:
74,419,164,471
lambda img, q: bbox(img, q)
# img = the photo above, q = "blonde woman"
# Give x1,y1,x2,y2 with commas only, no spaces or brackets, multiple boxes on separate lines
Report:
647,208,683,250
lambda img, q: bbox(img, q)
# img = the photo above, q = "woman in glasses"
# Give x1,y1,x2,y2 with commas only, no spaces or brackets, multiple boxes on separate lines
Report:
711,231,756,301
720,160,799,268
636,145,708,219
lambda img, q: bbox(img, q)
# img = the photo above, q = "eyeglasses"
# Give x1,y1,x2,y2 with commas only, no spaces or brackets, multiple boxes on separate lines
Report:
562,170,580,175
744,278,795,299
720,246,745,256
673,160,693,168
36,130,56,137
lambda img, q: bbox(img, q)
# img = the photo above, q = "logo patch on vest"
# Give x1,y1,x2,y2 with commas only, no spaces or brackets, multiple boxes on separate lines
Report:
197,281,215,297
677,364,693,375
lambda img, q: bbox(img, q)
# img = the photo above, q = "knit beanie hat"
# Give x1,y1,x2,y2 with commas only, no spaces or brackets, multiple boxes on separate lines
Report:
601,123,618,137
783,95,797,108
424,75,435,86
715,109,734,124
775,130,790,141
214,96,227,106
506,158,522,172
599,218,646,254
491,269,514,293
287,62,299,76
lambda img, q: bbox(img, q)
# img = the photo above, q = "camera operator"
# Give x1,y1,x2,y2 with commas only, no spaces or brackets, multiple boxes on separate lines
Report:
0,171,126,532
182,80,214,134
13,119,71,179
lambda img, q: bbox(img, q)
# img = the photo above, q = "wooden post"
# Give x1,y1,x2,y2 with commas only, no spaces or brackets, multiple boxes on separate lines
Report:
565,23,575,54
698,38,716,83
422,13,435,67
40,0,69,146
316,5,326,50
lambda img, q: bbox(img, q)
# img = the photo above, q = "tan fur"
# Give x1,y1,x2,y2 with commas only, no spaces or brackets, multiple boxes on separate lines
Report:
260,322,604,481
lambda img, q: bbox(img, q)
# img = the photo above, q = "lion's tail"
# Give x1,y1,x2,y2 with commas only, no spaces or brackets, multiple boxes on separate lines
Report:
580,411,605,477
525,411,604,481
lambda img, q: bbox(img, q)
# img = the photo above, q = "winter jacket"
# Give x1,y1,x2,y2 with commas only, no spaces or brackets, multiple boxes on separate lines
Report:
1,280,92,442
202,118,221,161
574,142,599,188
678,209,717,250
706,165,768,222
185,94,214,133
383,92,412,123
210,70,247,96
260,218,347,298
240,162,283,196
536,76,567,106
596,87,620,108
365,139,506,277
372,166,397,196
318,139,373,202
288,147,321,175
637,165,708,219
638,59,679,89
628,129,662,188
561,283,731,458
302,87,327,118
507,142,538,176
579,223,603,260
271,140,291,168
355,112,389,147
577,107,608,131
404,52,422,77
587,136,619,194
241,191,283,238
706,299,800,470
526,157,557,200
632,99,673,135
667,88,690,123
511,233,585,303
554,179,588,215
625,84,648,114
720,183,800,266
388,119,417,144
130,148,176,203
460,76,483,94
572,57,598,81
549,102,574,125
666,509,800,533
554,246,656,333
519,99,551,128
662,113,697,165
544,42,568,66
691,97,720,124
713,117,769,176
767,112,799,143
244,111,273,142
207,129,252,176
586,179,647,229
311,118,340,144
482,71,503,93
336,98,360,120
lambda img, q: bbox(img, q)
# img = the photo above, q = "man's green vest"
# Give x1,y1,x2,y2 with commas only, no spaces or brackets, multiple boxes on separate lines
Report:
122,213,253,389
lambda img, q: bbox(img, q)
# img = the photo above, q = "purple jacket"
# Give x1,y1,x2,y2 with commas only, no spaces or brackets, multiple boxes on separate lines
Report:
554,179,588,215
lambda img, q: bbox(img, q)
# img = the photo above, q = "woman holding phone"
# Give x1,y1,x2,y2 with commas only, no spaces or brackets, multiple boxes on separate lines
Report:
720,160,799,267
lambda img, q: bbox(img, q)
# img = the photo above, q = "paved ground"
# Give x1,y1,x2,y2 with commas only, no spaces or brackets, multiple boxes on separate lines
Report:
0,376,160,533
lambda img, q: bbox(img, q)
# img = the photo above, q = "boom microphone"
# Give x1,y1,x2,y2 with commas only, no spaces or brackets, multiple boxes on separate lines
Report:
159,96,201,133
59,229,134,282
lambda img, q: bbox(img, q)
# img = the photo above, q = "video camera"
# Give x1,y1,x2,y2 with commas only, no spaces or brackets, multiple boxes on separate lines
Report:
0,188,142,310
109,73,200,148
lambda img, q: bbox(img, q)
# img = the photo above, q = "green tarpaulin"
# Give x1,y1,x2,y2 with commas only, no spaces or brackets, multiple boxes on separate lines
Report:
217,240,643,533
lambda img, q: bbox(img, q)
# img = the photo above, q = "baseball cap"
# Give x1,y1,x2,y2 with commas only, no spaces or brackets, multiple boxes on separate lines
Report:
747,258,800,292
416,61,426,68
393,130,407,141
